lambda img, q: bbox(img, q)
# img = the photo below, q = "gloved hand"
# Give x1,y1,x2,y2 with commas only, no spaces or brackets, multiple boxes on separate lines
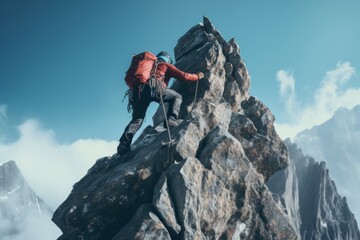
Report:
197,72,204,80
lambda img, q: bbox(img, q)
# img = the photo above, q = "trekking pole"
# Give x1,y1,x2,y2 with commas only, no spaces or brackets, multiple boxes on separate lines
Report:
191,79,199,112
159,88,174,145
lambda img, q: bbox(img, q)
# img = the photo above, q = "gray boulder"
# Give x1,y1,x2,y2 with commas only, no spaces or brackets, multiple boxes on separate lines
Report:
111,204,171,240
229,96,288,180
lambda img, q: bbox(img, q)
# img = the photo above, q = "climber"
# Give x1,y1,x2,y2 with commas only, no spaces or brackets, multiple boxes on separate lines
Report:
117,51,204,156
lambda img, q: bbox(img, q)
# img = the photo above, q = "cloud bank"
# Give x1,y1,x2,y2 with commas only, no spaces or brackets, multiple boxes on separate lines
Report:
275,62,360,138
0,208,61,240
0,119,118,210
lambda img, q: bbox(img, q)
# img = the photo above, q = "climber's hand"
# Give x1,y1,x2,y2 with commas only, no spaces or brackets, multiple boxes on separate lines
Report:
197,72,204,80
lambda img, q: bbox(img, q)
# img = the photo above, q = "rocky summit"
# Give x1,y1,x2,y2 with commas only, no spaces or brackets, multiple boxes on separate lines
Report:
53,17,300,240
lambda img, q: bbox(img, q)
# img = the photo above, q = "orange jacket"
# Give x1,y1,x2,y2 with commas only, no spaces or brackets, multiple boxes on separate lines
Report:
155,62,199,87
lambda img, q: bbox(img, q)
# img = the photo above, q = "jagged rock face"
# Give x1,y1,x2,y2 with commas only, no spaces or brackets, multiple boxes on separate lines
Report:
153,16,250,126
267,141,360,240
266,148,302,239
294,105,360,222
112,204,172,240
0,160,51,236
52,17,294,240
229,96,289,180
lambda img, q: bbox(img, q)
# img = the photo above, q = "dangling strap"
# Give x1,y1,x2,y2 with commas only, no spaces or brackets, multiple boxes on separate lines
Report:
149,77,165,98
122,89,131,102
123,89,133,113
148,60,166,98
150,59,159,77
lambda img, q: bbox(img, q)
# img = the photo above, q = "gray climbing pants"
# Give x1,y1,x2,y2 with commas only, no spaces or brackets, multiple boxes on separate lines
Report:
119,84,182,145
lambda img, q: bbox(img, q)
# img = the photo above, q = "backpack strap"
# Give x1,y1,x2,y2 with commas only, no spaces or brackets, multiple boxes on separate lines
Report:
150,59,159,78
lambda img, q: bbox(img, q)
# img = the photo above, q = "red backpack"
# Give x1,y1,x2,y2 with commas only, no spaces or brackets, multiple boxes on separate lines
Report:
125,52,158,88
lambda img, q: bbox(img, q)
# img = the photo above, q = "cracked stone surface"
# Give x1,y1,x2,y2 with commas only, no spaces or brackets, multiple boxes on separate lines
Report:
52,16,357,240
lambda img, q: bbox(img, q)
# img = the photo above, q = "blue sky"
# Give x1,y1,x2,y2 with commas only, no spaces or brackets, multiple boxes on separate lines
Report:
1,0,360,143
1,2,360,237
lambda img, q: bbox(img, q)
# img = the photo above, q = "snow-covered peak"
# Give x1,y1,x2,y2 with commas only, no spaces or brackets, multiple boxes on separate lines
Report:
0,159,25,193
0,159,15,167
0,160,55,237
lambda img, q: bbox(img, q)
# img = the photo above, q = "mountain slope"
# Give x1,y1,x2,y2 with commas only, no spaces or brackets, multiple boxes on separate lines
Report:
294,105,360,221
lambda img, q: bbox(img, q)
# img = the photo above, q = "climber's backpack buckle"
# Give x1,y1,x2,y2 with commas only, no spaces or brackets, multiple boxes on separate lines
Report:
162,138,175,146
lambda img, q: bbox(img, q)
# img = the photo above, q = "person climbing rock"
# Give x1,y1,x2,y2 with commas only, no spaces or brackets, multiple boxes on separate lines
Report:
117,51,204,156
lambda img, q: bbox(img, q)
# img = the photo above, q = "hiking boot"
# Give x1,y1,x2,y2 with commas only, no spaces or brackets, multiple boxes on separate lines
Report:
164,116,182,129
117,142,130,156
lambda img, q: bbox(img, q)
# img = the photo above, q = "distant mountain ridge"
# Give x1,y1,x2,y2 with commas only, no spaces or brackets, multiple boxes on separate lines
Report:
267,141,360,240
294,105,360,222
0,160,52,237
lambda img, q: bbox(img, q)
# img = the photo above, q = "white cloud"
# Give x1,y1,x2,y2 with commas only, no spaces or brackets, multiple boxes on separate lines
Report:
0,119,118,210
0,104,7,121
0,104,9,142
275,62,360,139
276,70,299,120
0,117,118,239
0,104,7,129
277,70,295,98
